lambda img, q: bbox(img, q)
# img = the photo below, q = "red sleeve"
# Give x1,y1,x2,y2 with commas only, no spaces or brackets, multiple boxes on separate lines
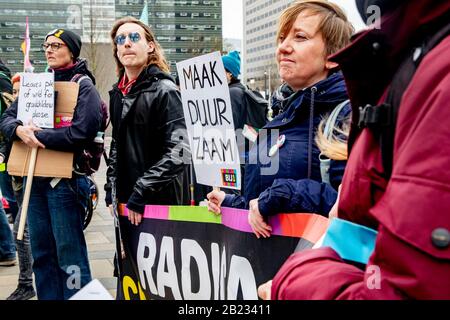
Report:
271,247,365,300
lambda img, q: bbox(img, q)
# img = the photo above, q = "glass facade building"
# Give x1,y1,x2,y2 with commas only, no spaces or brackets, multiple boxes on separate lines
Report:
0,0,85,72
0,0,222,74
243,0,291,92
116,0,222,73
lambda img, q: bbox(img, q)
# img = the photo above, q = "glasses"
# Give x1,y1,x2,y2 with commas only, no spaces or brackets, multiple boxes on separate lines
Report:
42,42,66,51
114,32,142,45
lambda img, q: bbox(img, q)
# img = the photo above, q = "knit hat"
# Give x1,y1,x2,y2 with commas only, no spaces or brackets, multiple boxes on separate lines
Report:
45,29,82,59
222,51,241,79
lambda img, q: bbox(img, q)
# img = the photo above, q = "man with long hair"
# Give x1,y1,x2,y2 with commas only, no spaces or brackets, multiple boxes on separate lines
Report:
105,17,190,227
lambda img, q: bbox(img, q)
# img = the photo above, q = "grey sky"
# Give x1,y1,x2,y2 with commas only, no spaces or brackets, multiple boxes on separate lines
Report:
222,0,367,40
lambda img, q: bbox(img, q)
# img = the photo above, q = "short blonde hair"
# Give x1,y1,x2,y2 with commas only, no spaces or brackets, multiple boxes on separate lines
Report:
110,17,170,77
277,0,354,57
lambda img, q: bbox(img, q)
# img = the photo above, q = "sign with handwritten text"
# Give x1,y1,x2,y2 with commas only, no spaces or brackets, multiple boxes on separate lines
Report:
176,52,241,190
17,72,55,128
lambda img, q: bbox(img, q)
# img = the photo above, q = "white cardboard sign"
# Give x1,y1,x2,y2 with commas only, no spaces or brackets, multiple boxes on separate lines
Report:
177,52,241,190
17,72,55,128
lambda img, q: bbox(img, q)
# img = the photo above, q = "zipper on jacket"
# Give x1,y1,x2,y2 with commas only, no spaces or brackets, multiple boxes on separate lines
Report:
307,86,317,179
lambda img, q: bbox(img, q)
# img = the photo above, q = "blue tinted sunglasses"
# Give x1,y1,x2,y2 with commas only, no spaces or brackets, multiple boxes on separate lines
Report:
115,32,142,45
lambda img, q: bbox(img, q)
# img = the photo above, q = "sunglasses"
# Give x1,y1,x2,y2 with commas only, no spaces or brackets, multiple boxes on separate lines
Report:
114,32,142,45
42,42,66,51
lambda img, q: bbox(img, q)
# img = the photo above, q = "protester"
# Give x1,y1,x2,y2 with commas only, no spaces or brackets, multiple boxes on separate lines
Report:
264,0,450,299
248,100,351,237
0,72,36,300
0,28,102,299
207,1,354,223
0,73,19,225
0,197,15,267
105,17,190,227
0,59,16,268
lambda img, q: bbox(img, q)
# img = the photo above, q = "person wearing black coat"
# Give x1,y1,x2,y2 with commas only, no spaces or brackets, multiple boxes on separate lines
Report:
105,17,190,227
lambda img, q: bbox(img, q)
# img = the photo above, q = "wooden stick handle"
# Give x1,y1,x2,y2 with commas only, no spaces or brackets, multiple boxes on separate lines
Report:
17,147,38,241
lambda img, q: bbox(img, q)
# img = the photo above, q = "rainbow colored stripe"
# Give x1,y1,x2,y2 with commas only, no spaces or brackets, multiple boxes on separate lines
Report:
119,205,328,244
220,169,238,187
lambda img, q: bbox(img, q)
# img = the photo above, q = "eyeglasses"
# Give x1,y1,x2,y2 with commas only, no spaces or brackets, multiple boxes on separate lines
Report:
114,32,142,45
42,42,66,51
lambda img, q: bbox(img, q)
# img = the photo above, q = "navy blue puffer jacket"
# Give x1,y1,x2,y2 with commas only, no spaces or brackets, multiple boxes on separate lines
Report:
222,72,348,211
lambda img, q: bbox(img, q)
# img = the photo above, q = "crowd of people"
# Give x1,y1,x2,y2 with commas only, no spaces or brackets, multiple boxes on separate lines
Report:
0,0,449,300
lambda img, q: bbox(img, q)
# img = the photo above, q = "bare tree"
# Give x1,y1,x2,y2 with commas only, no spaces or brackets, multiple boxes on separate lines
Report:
81,0,116,100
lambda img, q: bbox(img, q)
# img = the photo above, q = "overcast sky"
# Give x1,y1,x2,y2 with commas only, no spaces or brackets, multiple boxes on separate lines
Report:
222,0,366,40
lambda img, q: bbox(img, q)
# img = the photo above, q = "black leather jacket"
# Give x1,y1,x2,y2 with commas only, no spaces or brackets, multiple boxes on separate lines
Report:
105,65,190,212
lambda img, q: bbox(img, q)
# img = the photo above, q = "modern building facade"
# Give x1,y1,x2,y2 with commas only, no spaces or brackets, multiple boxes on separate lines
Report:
0,0,222,75
0,0,83,73
243,0,291,95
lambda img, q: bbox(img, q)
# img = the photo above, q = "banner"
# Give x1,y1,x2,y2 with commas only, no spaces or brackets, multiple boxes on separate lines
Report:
116,205,329,300
176,52,241,190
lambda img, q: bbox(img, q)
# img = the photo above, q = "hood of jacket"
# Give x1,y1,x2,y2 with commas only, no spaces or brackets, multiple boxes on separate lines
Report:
331,0,450,110
267,71,348,129
50,58,96,84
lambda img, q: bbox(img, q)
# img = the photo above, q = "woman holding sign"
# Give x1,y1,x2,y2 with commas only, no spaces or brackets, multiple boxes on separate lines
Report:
0,29,102,300
208,1,353,225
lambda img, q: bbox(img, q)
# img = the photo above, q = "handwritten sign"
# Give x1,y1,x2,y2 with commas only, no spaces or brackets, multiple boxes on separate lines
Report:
177,52,241,190
17,72,55,128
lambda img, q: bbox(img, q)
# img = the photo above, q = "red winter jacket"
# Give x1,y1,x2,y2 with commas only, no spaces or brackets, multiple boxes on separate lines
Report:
271,0,450,300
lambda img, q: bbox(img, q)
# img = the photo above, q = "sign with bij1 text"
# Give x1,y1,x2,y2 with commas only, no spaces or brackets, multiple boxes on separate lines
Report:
17,72,55,129
177,52,241,190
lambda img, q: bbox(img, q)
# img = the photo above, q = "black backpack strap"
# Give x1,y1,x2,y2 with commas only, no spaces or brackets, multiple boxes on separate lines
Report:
358,22,450,179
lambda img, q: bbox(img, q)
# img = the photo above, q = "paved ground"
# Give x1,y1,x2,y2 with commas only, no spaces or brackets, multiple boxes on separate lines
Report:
0,138,117,300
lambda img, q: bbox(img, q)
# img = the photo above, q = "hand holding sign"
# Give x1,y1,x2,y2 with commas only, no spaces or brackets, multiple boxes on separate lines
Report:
15,121,45,149
206,189,226,215
248,199,272,239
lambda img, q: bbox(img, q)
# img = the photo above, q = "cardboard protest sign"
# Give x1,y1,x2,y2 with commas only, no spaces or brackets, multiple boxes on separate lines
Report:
8,81,78,178
17,72,54,128
115,205,329,300
176,52,241,190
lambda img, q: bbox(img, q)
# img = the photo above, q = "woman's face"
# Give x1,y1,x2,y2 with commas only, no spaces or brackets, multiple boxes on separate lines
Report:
276,11,331,91
44,36,73,69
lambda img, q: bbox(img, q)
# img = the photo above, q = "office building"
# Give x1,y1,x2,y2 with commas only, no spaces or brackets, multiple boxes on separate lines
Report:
243,0,291,95
0,0,222,75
